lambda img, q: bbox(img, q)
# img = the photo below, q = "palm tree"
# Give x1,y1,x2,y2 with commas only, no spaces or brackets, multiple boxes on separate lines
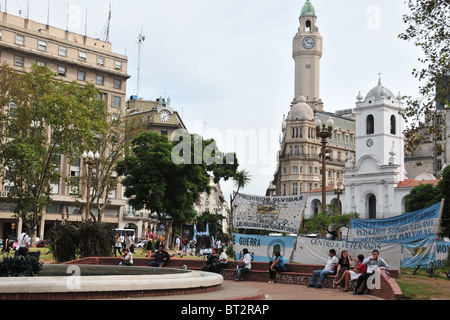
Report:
229,169,252,232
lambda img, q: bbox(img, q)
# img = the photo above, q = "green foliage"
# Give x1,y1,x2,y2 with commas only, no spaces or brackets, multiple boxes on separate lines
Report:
399,0,450,154
78,221,115,258
406,165,450,237
0,256,43,277
0,63,108,242
302,205,359,239
48,221,114,263
117,132,241,247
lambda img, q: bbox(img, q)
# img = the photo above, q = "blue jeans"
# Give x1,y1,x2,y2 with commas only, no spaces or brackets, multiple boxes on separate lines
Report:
309,270,333,286
236,267,249,280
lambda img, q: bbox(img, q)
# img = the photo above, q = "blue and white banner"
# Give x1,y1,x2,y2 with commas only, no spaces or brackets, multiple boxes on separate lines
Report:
233,193,307,234
349,202,442,243
401,235,437,268
232,233,402,270
232,233,296,262
435,241,450,267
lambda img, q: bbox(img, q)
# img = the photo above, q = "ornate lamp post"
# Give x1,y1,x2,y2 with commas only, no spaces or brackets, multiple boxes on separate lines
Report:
334,184,344,215
315,116,334,212
82,150,100,221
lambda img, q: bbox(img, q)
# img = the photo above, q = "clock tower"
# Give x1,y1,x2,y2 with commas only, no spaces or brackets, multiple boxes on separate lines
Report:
293,0,323,110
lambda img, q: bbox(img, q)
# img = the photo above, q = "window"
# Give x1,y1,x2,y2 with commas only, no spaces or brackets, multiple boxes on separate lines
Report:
96,75,104,85
0,29,2,39
14,55,24,67
293,182,298,195
390,115,396,134
15,34,25,45
38,40,47,51
112,96,121,108
79,51,87,61
97,56,105,66
58,66,66,77
36,61,46,66
59,46,67,56
114,61,122,70
161,129,168,136
113,79,122,89
77,71,86,81
366,114,374,134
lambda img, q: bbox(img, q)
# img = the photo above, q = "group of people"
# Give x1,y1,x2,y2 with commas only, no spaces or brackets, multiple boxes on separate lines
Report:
1,229,30,257
201,247,228,273
114,233,135,257
307,249,389,295
118,233,171,268
233,248,287,282
231,247,389,296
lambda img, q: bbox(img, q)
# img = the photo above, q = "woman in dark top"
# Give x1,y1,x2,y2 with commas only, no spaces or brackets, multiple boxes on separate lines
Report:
334,250,352,285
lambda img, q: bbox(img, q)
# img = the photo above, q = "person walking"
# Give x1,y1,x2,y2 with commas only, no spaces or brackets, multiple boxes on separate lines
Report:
114,233,122,257
16,228,30,257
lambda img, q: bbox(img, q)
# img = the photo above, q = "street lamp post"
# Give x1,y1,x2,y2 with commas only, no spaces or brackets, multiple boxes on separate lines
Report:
334,184,344,215
315,116,334,213
82,150,100,221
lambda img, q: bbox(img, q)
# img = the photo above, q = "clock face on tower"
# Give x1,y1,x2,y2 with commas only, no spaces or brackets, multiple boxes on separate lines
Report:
302,37,315,49
366,138,374,147
159,110,171,122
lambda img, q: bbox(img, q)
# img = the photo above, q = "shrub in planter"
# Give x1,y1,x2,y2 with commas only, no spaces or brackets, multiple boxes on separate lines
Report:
0,256,43,277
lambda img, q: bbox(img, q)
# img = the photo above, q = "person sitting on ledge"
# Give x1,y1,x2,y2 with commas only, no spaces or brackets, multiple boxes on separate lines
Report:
149,245,171,268
119,248,133,266
307,249,338,289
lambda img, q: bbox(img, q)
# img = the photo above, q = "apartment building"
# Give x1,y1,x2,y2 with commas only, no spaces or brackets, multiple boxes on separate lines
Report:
0,12,130,240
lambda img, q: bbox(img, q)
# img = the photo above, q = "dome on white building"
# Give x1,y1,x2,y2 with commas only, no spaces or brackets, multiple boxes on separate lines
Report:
364,78,396,102
287,95,314,121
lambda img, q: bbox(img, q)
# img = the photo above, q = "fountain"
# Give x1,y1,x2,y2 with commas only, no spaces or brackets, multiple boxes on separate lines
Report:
0,264,223,300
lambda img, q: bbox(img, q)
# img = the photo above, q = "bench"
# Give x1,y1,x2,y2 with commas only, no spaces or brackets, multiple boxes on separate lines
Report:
65,257,402,299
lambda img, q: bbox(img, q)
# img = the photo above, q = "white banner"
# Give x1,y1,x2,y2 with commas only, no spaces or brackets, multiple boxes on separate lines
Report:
291,236,401,271
232,233,402,271
234,193,307,234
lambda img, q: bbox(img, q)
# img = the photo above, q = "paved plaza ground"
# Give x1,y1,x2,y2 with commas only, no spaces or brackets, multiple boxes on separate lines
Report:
144,280,381,300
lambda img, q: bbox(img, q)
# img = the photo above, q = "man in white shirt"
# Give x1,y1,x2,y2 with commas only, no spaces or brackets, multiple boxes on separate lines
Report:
16,228,30,257
354,249,389,295
307,249,338,289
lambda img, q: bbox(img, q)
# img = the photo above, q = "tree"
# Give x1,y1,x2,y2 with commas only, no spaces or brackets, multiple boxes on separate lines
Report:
0,63,108,245
116,132,239,249
399,0,450,154
406,165,450,238
71,112,143,222
302,205,359,240
229,169,252,232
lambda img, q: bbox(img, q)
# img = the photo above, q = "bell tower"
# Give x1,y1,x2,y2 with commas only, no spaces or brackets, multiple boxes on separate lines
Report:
293,0,323,110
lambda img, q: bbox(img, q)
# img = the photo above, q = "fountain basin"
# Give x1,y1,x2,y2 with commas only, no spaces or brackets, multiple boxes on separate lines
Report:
0,264,223,300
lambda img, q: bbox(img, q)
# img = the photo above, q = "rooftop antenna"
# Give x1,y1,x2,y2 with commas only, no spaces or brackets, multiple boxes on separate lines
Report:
100,3,111,42
137,28,145,98
47,0,50,26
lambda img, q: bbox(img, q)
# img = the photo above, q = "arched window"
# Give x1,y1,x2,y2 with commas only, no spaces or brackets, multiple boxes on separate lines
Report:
390,115,396,134
366,115,374,134
368,194,376,219
306,20,311,33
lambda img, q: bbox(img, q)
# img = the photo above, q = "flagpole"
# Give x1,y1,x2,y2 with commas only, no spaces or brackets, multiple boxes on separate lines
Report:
289,193,309,263
436,198,445,237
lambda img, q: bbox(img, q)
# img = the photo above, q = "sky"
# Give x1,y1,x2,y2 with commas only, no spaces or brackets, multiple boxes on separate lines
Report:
2,0,424,200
